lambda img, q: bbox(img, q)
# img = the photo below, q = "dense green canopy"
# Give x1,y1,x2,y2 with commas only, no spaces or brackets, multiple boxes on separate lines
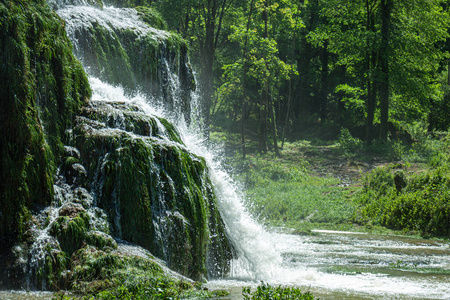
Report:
145,0,450,150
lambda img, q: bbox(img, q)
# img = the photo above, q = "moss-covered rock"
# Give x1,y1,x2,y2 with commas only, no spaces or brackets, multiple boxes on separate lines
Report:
135,6,168,30
66,245,206,297
0,0,91,244
58,5,195,118
72,100,232,280
0,0,232,290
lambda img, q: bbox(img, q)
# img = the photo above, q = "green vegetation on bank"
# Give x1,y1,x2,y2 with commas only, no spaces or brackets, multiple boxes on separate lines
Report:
242,282,318,300
354,161,450,237
237,155,353,228
213,122,450,238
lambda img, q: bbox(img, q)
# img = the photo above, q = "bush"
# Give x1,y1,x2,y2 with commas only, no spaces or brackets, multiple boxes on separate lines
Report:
338,128,363,153
354,164,450,237
242,282,318,300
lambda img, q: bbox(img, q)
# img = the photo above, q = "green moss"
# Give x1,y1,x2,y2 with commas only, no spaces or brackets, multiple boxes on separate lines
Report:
85,231,118,250
0,0,91,241
69,246,178,293
51,212,90,255
72,102,232,280
135,6,168,30
34,243,70,290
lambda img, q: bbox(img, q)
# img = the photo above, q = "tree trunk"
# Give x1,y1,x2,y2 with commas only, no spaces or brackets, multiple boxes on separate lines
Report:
365,2,377,143
271,95,279,155
258,0,269,153
281,4,300,149
200,0,227,139
379,0,392,142
201,16,215,139
259,84,268,153
320,40,329,121
241,0,255,159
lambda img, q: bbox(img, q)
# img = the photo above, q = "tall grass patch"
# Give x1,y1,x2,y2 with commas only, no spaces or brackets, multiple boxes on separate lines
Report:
237,156,355,227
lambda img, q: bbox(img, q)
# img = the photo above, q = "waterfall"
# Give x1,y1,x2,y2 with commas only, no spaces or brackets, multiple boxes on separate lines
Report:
88,76,283,281
48,1,283,282
2,1,449,298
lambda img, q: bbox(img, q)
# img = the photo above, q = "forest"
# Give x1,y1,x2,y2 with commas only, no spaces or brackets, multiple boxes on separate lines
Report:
137,0,450,152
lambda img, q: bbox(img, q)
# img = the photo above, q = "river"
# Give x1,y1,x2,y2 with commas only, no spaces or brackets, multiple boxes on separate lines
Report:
206,229,450,299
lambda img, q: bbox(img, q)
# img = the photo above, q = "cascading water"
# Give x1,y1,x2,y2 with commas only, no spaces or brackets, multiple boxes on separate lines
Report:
87,76,283,281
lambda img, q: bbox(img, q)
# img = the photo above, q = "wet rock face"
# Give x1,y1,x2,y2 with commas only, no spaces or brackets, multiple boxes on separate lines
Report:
72,100,232,280
57,5,195,120
0,0,90,244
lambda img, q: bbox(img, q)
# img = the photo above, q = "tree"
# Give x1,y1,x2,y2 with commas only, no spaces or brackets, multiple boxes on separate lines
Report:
155,0,234,137
315,0,449,141
379,0,392,142
219,0,294,153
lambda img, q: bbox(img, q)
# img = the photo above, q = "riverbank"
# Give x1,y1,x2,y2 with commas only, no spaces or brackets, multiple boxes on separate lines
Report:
211,123,450,239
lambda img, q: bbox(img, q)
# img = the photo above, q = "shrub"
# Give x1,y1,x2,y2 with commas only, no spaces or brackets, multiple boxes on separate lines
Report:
354,164,450,237
338,128,363,153
242,282,318,300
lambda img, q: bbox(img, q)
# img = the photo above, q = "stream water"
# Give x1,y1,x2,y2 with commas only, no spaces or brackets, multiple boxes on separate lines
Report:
206,230,450,299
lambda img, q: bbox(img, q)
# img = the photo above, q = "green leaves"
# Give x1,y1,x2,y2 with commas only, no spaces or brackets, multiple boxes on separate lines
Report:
243,282,318,300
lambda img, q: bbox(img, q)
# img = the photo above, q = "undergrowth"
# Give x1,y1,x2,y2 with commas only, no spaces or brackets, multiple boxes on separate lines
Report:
234,153,356,229
242,282,318,300
353,163,450,237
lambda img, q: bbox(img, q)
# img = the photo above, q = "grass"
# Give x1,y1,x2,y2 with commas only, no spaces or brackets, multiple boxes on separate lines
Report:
242,282,318,300
238,156,355,227
224,141,360,233
211,120,450,238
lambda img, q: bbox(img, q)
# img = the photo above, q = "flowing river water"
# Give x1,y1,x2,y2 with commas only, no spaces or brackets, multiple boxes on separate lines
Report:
206,230,450,299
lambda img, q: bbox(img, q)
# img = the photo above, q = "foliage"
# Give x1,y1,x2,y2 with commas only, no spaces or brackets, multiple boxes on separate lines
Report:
242,282,318,300
338,128,363,153
354,164,450,237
